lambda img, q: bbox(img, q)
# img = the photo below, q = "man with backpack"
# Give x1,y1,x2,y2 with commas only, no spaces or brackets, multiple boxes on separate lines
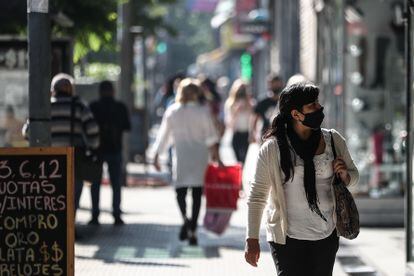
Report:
89,80,131,225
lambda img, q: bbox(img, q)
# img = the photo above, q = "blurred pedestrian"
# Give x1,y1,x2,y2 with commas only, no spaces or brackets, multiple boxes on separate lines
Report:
250,74,284,142
89,81,131,225
200,77,225,138
23,73,100,224
224,79,253,164
165,73,186,109
245,83,359,275
3,105,27,147
153,78,222,246
50,74,99,214
153,74,185,121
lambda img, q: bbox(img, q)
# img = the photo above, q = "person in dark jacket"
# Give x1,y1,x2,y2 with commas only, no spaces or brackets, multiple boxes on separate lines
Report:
250,75,284,142
89,81,131,225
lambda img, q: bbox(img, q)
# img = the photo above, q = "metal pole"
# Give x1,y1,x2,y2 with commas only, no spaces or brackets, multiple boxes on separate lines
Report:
119,1,133,163
27,0,51,147
119,1,134,106
142,36,149,164
406,0,413,263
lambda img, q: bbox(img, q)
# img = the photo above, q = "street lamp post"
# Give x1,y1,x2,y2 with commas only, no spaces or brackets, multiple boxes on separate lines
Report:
27,0,51,147
130,26,149,163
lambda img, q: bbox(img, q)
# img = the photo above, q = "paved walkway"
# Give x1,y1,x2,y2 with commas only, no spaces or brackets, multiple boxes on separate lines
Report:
75,185,347,275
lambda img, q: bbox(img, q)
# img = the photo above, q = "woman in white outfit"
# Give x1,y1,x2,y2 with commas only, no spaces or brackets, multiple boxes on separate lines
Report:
153,78,221,245
244,83,359,275
224,79,253,164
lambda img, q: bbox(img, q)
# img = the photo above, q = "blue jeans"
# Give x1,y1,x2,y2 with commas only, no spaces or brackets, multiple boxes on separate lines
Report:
91,152,123,219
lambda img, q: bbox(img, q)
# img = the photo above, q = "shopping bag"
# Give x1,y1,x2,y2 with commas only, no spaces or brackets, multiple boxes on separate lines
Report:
74,147,103,183
203,209,233,235
204,163,242,210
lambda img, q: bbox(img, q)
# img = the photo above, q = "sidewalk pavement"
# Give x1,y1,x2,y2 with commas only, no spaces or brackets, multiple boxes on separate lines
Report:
75,185,348,276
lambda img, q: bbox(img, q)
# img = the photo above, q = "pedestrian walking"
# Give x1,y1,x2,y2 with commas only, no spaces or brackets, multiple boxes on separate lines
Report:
153,78,222,246
224,79,253,164
200,77,225,138
245,82,359,275
250,74,284,142
164,73,186,109
89,80,131,225
23,73,100,223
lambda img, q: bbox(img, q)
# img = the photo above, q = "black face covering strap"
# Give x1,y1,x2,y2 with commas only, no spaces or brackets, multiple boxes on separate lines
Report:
286,125,327,221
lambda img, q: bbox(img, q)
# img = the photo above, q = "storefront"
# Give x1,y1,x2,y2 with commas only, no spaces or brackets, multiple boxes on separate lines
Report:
315,0,406,226
0,36,72,147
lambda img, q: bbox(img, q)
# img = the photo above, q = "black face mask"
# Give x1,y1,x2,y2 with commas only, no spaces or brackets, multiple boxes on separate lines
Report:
300,107,325,129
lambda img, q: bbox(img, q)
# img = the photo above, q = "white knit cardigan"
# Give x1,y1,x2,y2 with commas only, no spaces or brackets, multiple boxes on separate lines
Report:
246,129,359,244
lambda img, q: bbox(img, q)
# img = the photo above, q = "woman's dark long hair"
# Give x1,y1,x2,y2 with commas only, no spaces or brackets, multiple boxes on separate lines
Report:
263,82,320,182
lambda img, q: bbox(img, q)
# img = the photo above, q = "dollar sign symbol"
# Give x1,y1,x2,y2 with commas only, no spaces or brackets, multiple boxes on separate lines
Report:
51,241,64,262
40,242,50,262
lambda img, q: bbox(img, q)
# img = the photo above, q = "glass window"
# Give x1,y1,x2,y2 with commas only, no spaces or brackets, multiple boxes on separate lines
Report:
344,0,405,199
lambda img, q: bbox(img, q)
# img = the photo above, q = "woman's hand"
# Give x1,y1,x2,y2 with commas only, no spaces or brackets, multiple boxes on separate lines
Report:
333,157,350,185
245,238,260,267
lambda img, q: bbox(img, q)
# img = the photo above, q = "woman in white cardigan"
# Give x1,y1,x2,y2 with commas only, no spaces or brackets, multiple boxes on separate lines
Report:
153,78,221,246
245,83,359,276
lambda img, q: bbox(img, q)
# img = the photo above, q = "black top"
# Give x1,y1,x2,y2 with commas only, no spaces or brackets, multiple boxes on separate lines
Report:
254,97,278,134
90,97,131,153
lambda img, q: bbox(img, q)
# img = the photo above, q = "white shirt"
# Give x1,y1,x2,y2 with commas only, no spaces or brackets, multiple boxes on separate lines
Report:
225,100,252,132
283,130,336,240
153,102,219,188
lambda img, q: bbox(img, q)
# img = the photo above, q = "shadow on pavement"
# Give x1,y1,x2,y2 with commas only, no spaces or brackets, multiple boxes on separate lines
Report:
78,206,143,216
76,255,189,268
75,223,269,266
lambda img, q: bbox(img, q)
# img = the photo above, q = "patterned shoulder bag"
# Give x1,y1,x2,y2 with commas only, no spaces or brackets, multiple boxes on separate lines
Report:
330,131,360,240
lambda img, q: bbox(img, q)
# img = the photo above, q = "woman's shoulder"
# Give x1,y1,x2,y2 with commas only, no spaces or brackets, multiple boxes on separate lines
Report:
261,137,279,153
322,128,346,143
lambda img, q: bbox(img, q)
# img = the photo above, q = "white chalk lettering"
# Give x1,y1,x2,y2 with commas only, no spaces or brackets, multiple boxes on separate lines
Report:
0,160,12,179
19,160,31,178
1,214,59,230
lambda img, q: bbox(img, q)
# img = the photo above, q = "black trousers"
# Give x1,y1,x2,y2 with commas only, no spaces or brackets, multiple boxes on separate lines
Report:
175,187,203,231
231,131,249,163
269,230,339,276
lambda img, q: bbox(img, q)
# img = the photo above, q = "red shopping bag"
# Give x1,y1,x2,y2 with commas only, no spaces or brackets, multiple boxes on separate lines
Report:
204,163,242,210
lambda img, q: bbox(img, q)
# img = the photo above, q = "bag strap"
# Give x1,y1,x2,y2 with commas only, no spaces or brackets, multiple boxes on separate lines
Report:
330,130,337,159
70,97,91,150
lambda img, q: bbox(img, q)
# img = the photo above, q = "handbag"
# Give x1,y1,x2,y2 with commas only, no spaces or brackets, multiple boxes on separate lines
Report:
70,98,102,183
73,147,102,183
330,131,360,240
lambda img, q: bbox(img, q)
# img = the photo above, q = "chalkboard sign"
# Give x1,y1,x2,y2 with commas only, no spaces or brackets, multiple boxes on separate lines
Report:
0,147,74,276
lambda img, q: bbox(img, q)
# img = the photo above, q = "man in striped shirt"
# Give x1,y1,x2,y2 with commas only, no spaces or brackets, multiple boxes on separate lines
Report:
49,73,100,215
24,73,99,217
